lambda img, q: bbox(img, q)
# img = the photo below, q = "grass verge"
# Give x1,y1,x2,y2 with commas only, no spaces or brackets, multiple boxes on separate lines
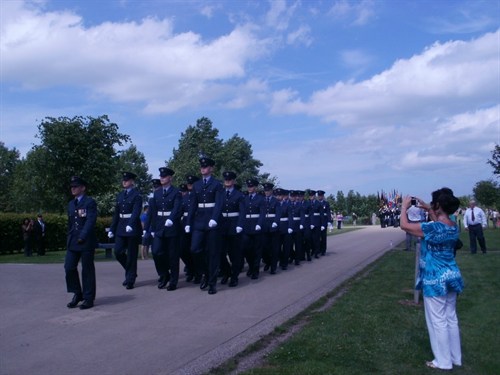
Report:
211,228,499,375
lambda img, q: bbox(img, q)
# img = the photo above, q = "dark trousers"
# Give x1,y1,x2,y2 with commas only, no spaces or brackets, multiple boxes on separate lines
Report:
191,229,221,287
179,232,194,277
36,237,46,255
114,235,140,284
319,228,327,255
302,230,312,260
243,233,262,276
152,235,180,285
468,224,487,253
310,227,321,257
262,231,280,272
279,232,292,268
291,230,303,264
23,238,32,257
221,233,243,280
65,249,96,301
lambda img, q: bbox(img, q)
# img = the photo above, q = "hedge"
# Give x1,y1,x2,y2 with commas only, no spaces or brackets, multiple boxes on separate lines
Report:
0,213,112,255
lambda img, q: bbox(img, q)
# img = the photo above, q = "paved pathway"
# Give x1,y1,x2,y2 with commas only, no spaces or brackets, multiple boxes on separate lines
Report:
0,226,404,375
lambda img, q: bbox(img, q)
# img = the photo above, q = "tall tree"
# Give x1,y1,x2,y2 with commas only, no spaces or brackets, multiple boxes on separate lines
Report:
0,142,20,211
473,180,500,209
487,144,500,176
16,116,130,212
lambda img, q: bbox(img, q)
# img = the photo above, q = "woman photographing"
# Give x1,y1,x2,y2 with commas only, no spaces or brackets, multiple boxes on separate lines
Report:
400,187,463,370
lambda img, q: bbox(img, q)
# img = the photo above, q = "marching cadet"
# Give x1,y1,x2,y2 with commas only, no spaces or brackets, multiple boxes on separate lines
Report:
65,176,97,310
289,190,305,265
179,175,199,283
144,167,182,291
261,182,281,274
308,190,324,259
317,190,332,256
242,178,265,279
275,188,293,270
219,171,245,287
108,172,143,289
141,179,162,260
299,190,312,261
185,157,224,295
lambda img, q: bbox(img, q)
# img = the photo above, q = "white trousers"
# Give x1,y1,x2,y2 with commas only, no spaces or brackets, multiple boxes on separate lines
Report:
424,293,462,369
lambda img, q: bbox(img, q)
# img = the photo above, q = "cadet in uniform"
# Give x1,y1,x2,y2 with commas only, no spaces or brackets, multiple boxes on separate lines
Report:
317,190,331,256
219,171,245,287
261,182,281,274
108,172,143,289
299,190,312,261
242,178,265,279
275,188,293,270
65,176,97,310
308,190,324,259
144,167,182,290
289,190,305,265
179,175,199,282
185,157,224,295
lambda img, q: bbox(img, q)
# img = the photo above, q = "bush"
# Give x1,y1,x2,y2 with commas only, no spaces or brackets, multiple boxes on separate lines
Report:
0,213,112,255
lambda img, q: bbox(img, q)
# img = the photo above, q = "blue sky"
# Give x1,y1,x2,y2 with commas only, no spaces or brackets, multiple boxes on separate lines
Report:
1,0,499,200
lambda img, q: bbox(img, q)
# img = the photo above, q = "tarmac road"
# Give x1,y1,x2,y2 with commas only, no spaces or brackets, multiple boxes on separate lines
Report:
0,226,404,375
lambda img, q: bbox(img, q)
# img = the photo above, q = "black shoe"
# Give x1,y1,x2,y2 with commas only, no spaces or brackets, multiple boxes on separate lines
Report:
200,278,208,290
294,261,300,266
220,275,229,285
281,266,287,271
208,285,217,295
264,264,270,271
166,284,177,291
229,278,238,287
186,274,194,282
314,254,319,259
251,273,259,280
126,283,134,290
307,255,312,261
79,300,94,310
67,294,83,308
122,280,128,286
246,270,252,277
158,280,168,289
270,269,276,275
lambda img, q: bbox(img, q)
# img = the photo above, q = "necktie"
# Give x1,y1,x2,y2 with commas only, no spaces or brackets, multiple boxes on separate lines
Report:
203,178,207,186
74,198,79,208
471,208,475,222
226,190,230,198
164,189,168,196
124,190,128,198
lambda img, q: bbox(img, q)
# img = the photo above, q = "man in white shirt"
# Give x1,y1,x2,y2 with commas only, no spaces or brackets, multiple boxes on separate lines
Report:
464,200,487,254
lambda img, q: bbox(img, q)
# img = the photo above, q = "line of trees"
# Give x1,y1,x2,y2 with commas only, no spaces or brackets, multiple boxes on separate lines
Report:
1,116,499,218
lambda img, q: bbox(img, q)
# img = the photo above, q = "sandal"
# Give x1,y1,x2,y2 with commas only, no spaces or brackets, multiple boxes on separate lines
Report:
426,361,438,369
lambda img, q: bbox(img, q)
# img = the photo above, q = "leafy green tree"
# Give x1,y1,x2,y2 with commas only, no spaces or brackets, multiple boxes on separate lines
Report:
334,191,346,215
167,117,266,187
14,116,130,213
487,144,500,176
473,180,500,209
0,142,20,211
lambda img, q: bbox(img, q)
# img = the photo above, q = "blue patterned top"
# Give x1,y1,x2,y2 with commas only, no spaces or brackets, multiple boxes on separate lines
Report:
416,221,464,297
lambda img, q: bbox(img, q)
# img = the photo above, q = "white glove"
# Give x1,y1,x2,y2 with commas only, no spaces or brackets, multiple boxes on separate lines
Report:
287,228,293,234
185,225,190,233
208,219,218,228
321,226,325,231
151,232,155,238
299,225,304,230
165,219,173,227
236,226,243,233
125,225,133,232
108,231,114,239
255,225,261,231
271,222,278,228
310,225,314,230
142,230,146,236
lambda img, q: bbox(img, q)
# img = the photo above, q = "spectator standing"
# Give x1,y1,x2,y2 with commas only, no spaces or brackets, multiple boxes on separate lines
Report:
65,176,97,310
336,212,343,230
21,218,34,257
352,212,358,226
33,214,46,255
463,200,487,254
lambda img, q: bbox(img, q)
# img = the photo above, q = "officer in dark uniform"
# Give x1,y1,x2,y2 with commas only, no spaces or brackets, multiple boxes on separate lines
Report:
185,157,224,295
219,171,245,287
275,188,293,270
317,190,331,256
261,182,281,274
144,167,182,290
141,179,162,260
65,176,97,310
289,190,305,265
108,172,143,289
299,190,312,261
308,190,324,259
242,178,265,279
179,175,199,282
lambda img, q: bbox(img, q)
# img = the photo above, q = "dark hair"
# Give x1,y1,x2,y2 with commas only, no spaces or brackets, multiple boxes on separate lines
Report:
431,187,460,214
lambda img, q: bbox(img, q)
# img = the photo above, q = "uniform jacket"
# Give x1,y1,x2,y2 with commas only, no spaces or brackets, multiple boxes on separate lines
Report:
110,188,143,237
310,199,324,227
220,189,245,236
242,193,265,234
262,195,281,233
187,177,224,231
67,195,97,252
301,199,312,235
145,186,182,237
319,199,332,227
277,199,292,234
289,201,305,231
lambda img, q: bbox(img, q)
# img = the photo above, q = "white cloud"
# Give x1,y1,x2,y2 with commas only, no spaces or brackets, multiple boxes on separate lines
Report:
329,0,376,26
286,25,313,46
265,0,299,31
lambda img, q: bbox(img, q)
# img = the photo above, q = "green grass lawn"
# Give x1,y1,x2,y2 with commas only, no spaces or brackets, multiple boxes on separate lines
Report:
213,228,499,375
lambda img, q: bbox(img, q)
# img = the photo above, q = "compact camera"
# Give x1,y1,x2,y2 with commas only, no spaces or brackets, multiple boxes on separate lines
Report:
411,197,417,206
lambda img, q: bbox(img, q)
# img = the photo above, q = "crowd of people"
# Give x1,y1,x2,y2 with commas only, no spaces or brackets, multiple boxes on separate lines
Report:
21,214,46,257
63,156,334,308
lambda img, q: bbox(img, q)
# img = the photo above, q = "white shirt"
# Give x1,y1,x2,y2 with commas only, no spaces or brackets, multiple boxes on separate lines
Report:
464,206,487,228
